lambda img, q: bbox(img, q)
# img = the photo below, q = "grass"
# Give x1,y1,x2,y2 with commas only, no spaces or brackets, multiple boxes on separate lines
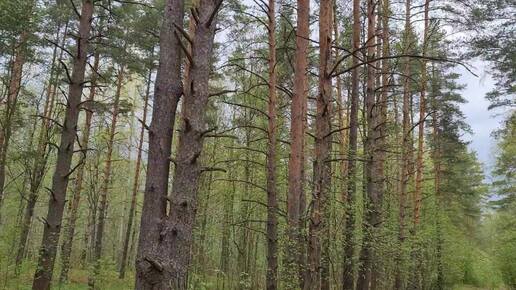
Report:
0,263,134,290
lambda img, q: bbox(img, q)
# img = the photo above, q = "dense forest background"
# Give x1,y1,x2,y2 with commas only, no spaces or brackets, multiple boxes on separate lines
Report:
0,0,514,289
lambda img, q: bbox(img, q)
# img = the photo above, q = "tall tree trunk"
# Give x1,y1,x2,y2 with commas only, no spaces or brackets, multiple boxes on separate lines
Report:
0,30,30,213
321,6,335,290
356,0,378,287
90,67,124,288
305,0,332,287
431,66,444,290
395,0,412,287
59,50,100,283
32,2,94,289
334,4,348,213
379,0,389,208
413,0,429,234
119,65,153,279
342,0,361,286
286,0,309,285
410,1,429,288
135,0,184,287
135,0,221,288
15,22,66,273
266,0,279,287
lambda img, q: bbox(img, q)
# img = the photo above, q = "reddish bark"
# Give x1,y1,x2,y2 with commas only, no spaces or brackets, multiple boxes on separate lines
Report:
286,0,309,285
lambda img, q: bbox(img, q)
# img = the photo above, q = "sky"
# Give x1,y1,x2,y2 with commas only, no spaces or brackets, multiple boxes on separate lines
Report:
457,60,506,179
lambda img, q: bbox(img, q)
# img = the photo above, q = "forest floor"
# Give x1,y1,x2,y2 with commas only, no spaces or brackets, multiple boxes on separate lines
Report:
0,261,508,290
0,267,133,290
453,286,508,290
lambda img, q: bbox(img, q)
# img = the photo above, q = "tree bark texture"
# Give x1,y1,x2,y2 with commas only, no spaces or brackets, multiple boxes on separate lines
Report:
135,0,184,287
32,1,94,289
59,50,100,283
266,0,279,287
135,0,221,288
286,0,309,286
305,0,332,287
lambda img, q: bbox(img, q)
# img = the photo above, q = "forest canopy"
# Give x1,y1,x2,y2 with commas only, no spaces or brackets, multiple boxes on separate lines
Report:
0,0,514,289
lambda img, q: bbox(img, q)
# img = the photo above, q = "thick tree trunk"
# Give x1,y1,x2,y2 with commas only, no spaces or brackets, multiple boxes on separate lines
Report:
59,50,100,283
134,0,184,287
342,0,361,287
305,0,332,288
90,67,124,288
135,0,184,287
286,0,309,286
119,66,152,279
266,0,278,288
135,0,220,288
32,1,94,289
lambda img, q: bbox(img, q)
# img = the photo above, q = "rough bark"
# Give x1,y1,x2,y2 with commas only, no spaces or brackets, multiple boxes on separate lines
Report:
286,0,309,285
15,22,66,273
135,0,220,288
266,0,279,287
119,65,152,279
32,1,94,289
135,0,184,287
59,50,99,283
305,0,332,287
342,0,361,287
